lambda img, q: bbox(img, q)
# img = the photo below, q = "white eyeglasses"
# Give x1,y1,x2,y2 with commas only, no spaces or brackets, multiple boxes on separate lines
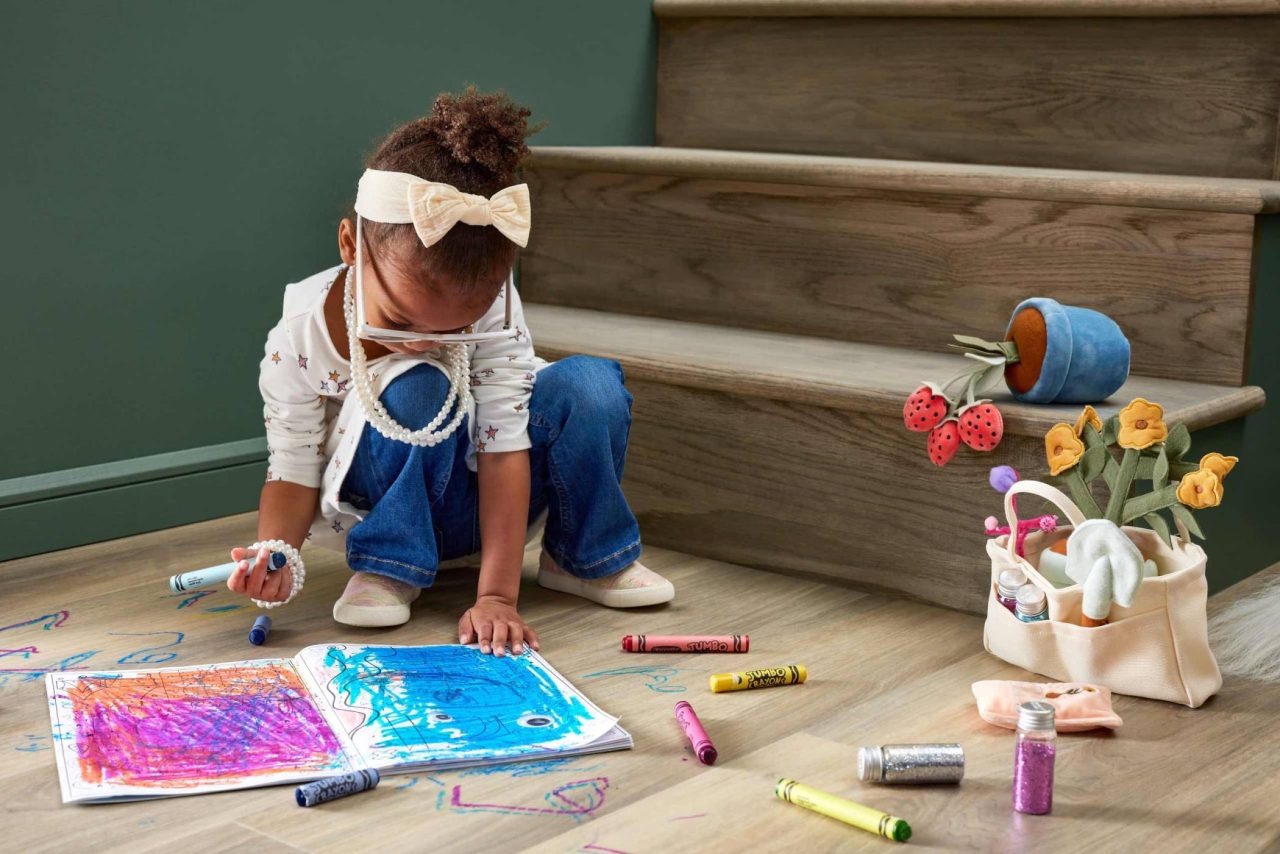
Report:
354,214,518,344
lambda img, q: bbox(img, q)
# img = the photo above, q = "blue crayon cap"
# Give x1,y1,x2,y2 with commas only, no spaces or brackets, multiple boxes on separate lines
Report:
269,551,288,571
249,615,272,646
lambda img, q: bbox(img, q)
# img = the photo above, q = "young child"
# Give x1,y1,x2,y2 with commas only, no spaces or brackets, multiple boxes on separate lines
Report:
226,88,674,654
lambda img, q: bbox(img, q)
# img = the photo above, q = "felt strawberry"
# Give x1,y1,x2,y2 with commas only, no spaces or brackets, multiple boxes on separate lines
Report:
903,384,950,433
927,419,962,467
958,402,1004,452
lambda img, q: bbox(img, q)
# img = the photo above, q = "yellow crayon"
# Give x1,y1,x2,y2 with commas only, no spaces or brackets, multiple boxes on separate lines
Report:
775,778,912,843
708,665,807,693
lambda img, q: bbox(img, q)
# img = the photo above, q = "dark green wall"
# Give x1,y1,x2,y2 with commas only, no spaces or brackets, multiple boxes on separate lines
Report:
1196,214,1280,593
1,0,655,479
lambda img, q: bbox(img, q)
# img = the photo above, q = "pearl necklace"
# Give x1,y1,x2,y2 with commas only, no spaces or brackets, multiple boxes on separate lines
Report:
341,264,471,446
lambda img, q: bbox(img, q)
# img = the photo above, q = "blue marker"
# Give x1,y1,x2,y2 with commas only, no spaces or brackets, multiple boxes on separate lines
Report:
168,551,286,593
249,615,272,646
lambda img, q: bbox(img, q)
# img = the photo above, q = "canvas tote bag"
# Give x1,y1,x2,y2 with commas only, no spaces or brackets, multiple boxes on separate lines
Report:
983,480,1221,707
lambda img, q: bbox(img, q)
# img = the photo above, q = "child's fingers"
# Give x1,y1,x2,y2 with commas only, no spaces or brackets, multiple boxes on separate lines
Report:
491,622,509,657
523,624,541,651
244,548,271,598
260,567,288,602
458,611,475,645
226,560,252,593
508,622,525,655
476,620,494,655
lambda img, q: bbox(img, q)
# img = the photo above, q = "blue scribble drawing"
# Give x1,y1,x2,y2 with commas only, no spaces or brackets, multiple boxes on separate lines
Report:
203,605,246,613
171,590,216,610
14,734,50,752
580,665,687,694
304,645,619,768
111,631,184,665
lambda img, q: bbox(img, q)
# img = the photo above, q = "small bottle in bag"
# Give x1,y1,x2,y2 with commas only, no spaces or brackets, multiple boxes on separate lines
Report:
1015,585,1049,623
996,568,1027,614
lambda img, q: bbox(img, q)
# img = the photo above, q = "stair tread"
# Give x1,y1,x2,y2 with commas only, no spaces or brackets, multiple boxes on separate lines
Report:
527,303,1265,436
528,146,1280,214
654,0,1280,18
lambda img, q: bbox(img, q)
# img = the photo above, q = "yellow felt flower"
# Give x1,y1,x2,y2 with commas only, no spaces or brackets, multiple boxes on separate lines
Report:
1177,469,1223,509
1199,452,1238,481
1117,398,1168,450
1074,405,1103,436
1045,423,1085,475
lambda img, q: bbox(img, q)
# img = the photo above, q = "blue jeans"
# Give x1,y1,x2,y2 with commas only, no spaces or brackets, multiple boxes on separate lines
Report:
339,355,642,588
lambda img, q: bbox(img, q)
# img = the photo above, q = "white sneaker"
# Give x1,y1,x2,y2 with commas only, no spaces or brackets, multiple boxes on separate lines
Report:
333,572,422,627
537,550,675,608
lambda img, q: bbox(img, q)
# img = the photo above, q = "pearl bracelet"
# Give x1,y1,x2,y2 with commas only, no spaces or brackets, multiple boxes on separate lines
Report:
249,539,305,608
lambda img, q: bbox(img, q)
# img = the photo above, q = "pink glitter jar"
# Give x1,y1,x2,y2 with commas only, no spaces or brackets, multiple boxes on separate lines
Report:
1012,700,1056,814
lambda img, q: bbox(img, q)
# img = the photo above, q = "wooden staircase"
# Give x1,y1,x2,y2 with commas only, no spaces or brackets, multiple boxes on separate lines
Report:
520,0,1276,613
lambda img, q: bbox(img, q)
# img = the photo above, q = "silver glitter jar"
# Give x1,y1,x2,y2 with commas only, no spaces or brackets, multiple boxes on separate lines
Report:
857,743,965,784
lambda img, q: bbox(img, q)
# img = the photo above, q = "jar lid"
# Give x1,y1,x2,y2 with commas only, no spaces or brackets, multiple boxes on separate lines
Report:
1018,700,1056,731
1015,584,1046,612
856,746,881,782
997,568,1028,596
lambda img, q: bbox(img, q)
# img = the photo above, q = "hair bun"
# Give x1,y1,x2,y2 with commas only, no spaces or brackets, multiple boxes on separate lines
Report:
429,86,534,178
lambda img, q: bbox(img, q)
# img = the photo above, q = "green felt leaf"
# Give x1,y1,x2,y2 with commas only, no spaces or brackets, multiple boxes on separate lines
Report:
1171,504,1206,540
1170,461,1199,479
1080,444,1108,482
1165,423,1192,460
1105,448,1140,524
1153,447,1170,489
1101,451,1121,492
1121,485,1177,523
1144,512,1174,549
1059,469,1102,518
1103,415,1120,445
975,363,1006,394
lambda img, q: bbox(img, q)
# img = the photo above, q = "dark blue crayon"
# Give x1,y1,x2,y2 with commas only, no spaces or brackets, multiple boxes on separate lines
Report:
296,769,380,807
249,615,272,646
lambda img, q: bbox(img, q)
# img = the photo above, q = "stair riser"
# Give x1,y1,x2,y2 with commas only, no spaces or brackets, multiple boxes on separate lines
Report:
657,16,1280,179
524,168,1256,385
621,378,1044,614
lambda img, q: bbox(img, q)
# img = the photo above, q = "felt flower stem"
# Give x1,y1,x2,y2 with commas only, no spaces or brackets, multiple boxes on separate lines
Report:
1063,467,1104,518
1105,447,1140,524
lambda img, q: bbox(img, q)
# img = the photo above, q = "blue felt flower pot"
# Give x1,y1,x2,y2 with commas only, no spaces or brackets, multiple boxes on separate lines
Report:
1003,298,1130,404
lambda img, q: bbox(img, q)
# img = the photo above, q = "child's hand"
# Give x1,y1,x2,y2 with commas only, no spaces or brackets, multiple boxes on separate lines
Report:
458,595,540,656
226,546,292,602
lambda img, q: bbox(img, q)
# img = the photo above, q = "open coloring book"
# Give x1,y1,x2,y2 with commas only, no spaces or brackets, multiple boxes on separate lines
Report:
45,643,631,804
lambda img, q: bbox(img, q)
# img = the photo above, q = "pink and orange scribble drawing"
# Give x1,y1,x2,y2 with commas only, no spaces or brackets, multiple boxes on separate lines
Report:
66,663,345,788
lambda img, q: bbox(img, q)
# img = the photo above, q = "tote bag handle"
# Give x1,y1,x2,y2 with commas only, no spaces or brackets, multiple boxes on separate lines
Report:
1003,479,1193,558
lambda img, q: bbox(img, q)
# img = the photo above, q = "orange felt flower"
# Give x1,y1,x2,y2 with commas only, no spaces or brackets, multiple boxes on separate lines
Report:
1177,469,1223,510
1045,423,1085,475
1199,452,1238,481
1117,398,1168,450
1074,405,1103,436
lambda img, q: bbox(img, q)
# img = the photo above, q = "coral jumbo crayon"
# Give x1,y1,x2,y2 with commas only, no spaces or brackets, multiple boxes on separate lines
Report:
622,634,749,653
675,701,717,765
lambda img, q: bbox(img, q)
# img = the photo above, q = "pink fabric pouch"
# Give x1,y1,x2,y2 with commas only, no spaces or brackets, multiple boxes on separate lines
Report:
972,680,1123,731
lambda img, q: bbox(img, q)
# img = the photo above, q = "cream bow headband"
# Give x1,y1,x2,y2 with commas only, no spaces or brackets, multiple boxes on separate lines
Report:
354,169,531,248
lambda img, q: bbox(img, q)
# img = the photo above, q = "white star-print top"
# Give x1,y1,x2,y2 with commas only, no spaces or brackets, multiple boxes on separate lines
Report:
258,263,546,550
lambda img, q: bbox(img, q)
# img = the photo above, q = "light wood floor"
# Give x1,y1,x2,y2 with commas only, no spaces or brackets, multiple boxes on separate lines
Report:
2,513,1277,853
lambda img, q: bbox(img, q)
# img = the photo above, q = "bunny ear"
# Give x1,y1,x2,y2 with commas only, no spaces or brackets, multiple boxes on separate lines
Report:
1082,558,1114,622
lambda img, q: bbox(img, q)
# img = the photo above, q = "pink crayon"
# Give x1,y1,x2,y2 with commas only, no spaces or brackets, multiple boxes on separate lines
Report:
675,700,718,765
622,634,749,653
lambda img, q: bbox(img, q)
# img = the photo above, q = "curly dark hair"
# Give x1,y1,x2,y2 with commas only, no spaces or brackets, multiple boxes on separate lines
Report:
357,86,542,297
